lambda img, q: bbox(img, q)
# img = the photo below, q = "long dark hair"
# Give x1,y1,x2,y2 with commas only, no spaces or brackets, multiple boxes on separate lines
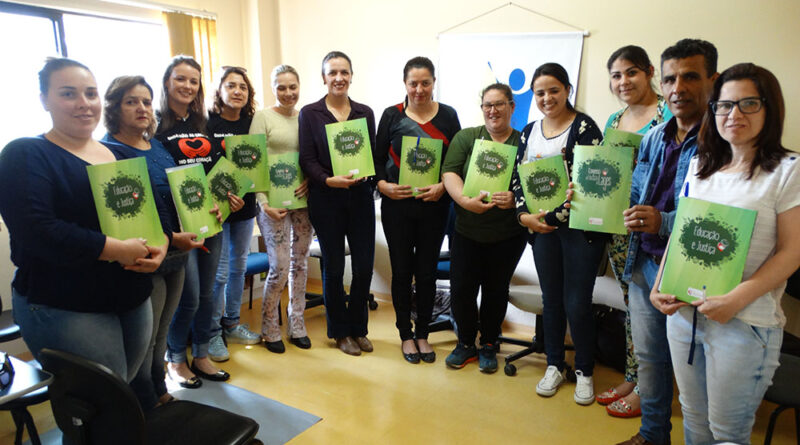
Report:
531,63,575,112
211,66,256,118
158,55,206,134
606,45,658,94
696,63,787,180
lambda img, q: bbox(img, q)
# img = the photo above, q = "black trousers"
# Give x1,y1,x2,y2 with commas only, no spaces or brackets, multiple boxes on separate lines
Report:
381,197,449,340
449,230,526,346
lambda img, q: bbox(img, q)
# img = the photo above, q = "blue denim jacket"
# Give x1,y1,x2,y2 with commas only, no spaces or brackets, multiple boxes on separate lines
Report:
622,118,698,281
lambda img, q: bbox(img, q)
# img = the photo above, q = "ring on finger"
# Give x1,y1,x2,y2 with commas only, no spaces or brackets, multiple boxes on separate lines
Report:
639,218,644,226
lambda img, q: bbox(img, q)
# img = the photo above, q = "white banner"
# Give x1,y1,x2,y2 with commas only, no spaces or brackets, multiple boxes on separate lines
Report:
438,32,584,131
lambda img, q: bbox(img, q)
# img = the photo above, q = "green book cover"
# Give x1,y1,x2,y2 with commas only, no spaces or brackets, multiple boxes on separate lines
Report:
660,197,757,303
86,157,166,247
166,164,222,239
225,133,269,192
518,155,569,215
602,128,644,148
324,117,375,179
206,157,254,222
462,139,517,202
398,135,443,196
267,151,307,210
569,145,634,235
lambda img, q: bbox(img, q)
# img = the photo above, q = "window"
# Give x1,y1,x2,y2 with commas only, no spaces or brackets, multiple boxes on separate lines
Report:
0,2,169,149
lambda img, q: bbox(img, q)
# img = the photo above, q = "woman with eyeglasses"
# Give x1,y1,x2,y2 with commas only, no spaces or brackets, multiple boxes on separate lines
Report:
375,56,461,364
441,82,526,373
102,75,203,408
598,45,672,417
650,63,800,445
156,55,229,388
206,66,262,361
513,63,604,405
0,58,168,384
298,51,377,356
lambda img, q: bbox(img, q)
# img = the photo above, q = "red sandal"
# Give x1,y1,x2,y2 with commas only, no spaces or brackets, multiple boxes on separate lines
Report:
606,398,642,418
596,387,623,405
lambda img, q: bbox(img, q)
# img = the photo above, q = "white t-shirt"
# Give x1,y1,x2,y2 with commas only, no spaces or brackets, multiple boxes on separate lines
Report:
525,120,570,162
682,153,800,327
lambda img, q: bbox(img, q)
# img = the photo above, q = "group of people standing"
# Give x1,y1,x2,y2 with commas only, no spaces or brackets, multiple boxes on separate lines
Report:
0,36,797,445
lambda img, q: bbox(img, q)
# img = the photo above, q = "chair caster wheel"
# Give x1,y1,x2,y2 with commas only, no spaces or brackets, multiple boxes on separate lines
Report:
368,298,378,311
565,366,577,383
504,363,516,376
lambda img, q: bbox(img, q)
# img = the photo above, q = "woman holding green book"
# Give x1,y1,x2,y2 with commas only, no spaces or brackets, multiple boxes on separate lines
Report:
298,51,377,356
650,63,800,445
375,56,461,364
251,64,313,353
513,63,604,405
156,56,230,388
102,75,206,409
599,45,671,417
0,58,168,385
441,83,526,373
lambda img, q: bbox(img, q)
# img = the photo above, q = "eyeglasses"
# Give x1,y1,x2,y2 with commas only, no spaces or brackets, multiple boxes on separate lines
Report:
709,97,765,115
0,352,15,390
480,101,511,112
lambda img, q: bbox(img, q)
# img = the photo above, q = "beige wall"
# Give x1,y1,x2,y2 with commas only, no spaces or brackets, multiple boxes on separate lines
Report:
272,0,800,148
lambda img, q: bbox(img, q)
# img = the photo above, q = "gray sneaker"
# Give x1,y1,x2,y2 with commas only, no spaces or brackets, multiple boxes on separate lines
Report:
223,323,261,345
208,334,230,362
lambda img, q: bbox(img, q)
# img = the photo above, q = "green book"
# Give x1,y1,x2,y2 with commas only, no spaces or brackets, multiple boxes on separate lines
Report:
206,157,254,222
462,139,517,202
660,197,757,303
569,145,634,234
602,128,644,148
518,155,569,215
166,164,222,239
398,135,443,196
225,134,269,192
324,117,375,179
267,151,307,209
86,157,166,247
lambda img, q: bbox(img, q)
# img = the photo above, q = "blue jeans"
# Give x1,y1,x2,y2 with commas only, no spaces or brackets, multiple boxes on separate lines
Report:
130,264,185,409
668,308,781,445
629,253,672,445
307,183,375,339
533,227,605,375
166,233,222,362
211,217,255,335
12,287,151,382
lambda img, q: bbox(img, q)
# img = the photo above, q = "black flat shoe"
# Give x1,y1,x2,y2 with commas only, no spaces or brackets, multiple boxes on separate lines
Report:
289,336,312,349
419,351,436,363
190,362,230,382
403,351,421,364
167,367,202,389
265,340,286,353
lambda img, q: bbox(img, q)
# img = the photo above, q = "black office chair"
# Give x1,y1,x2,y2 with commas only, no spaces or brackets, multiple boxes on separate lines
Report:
764,352,800,445
38,348,260,445
0,309,50,445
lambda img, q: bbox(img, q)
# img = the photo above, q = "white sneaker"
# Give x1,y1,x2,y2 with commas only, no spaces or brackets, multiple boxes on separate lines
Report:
574,370,595,405
536,365,564,397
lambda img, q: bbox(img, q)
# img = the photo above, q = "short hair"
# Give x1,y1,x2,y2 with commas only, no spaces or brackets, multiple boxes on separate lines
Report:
403,56,435,81
660,39,718,78
39,57,91,95
212,66,256,118
481,82,513,103
270,64,299,88
696,63,788,180
104,75,157,140
531,62,575,112
158,55,206,134
321,51,352,78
